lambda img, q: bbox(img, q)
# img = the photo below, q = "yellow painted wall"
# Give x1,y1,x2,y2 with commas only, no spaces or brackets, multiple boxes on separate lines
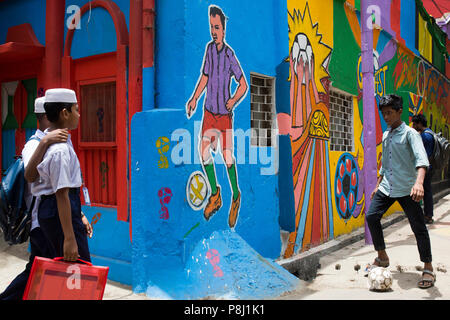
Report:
281,0,406,258
417,14,433,62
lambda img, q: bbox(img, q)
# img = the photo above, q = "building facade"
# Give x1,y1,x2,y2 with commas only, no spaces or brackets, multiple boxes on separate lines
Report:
0,0,448,299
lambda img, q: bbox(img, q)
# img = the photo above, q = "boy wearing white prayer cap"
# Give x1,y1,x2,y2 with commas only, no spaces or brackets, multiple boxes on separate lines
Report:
0,96,72,300
32,88,91,263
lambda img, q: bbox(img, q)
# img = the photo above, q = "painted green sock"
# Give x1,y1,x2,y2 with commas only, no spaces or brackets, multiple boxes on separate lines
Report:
204,163,218,195
227,164,239,201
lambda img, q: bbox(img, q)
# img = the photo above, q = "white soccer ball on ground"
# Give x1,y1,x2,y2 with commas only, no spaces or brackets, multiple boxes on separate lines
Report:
367,267,393,291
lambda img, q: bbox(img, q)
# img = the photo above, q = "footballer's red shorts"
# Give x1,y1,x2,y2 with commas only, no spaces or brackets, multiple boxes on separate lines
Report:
202,109,233,152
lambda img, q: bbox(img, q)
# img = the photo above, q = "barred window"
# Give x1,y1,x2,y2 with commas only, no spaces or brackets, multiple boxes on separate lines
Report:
250,73,276,147
329,88,353,152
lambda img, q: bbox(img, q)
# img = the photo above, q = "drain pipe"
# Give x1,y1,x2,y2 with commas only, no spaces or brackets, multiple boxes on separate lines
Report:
45,0,65,88
129,0,143,116
142,0,155,110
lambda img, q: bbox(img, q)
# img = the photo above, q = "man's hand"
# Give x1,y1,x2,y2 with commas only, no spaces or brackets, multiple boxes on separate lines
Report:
410,182,424,202
411,167,426,202
370,187,378,200
63,236,79,261
43,128,69,145
81,213,93,238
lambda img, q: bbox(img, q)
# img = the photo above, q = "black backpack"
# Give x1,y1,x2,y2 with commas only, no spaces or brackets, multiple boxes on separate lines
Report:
424,128,450,171
0,136,39,245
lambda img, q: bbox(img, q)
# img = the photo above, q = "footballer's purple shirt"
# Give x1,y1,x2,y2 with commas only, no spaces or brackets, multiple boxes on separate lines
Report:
202,41,244,115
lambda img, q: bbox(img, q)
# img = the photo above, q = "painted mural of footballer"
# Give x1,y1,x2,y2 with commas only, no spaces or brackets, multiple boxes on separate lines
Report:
186,5,248,228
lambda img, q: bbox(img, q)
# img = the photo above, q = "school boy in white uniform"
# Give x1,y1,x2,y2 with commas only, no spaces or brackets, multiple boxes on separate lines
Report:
0,97,69,300
32,88,91,262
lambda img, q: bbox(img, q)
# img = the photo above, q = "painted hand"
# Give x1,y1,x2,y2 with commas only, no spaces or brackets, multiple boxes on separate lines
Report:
187,98,197,118
226,98,235,112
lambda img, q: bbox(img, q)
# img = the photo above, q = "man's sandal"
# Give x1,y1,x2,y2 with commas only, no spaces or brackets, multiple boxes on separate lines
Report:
418,269,436,289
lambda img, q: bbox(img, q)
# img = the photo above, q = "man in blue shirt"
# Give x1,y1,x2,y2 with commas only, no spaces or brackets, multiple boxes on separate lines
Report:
412,114,435,224
366,94,435,289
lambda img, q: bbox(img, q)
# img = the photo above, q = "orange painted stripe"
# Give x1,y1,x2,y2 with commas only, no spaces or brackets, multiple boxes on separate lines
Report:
284,138,314,258
344,3,361,48
292,139,311,188
373,28,380,50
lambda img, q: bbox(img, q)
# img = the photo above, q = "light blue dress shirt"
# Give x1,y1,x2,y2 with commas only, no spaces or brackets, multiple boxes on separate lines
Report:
378,122,429,198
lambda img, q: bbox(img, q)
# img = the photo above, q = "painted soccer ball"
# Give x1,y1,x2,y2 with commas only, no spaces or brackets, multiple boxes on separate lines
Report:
335,153,359,220
186,171,209,210
367,267,393,291
291,33,313,83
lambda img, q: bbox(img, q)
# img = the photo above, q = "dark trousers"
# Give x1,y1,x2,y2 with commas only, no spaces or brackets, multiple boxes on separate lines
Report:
366,190,432,263
38,189,91,262
0,227,53,300
423,168,434,218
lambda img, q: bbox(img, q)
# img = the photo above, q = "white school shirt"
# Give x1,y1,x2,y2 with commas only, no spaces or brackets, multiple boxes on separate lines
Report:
32,129,82,197
22,129,45,231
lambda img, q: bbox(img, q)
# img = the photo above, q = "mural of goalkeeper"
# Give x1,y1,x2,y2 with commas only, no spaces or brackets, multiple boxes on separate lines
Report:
186,5,248,228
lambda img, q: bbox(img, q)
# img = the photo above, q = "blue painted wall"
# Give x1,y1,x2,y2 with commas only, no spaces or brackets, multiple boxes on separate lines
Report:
64,0,130,59
132,0,297,298
81,206,132,285
153,0,288,259
0,0,46,44
401,0,420,56
68,7,117,59
131,109,298,298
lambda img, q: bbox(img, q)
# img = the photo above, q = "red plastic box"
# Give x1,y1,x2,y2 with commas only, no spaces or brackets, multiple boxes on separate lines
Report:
23,257,109,300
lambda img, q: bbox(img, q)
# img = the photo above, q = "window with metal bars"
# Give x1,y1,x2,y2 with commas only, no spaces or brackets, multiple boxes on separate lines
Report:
79,81,117,206
250,73,276,147
329,88,354,152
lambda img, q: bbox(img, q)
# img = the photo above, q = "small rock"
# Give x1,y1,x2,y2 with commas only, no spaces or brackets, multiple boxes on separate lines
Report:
396,265,406,273
437,266,447,273
415,265,424,271
335,264,341,270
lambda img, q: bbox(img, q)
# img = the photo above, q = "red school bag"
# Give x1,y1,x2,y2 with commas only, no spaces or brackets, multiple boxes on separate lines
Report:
23,257,109,300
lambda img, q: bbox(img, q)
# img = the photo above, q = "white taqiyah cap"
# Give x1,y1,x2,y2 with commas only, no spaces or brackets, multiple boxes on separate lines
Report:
34,97,46,113
44,88,77,104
